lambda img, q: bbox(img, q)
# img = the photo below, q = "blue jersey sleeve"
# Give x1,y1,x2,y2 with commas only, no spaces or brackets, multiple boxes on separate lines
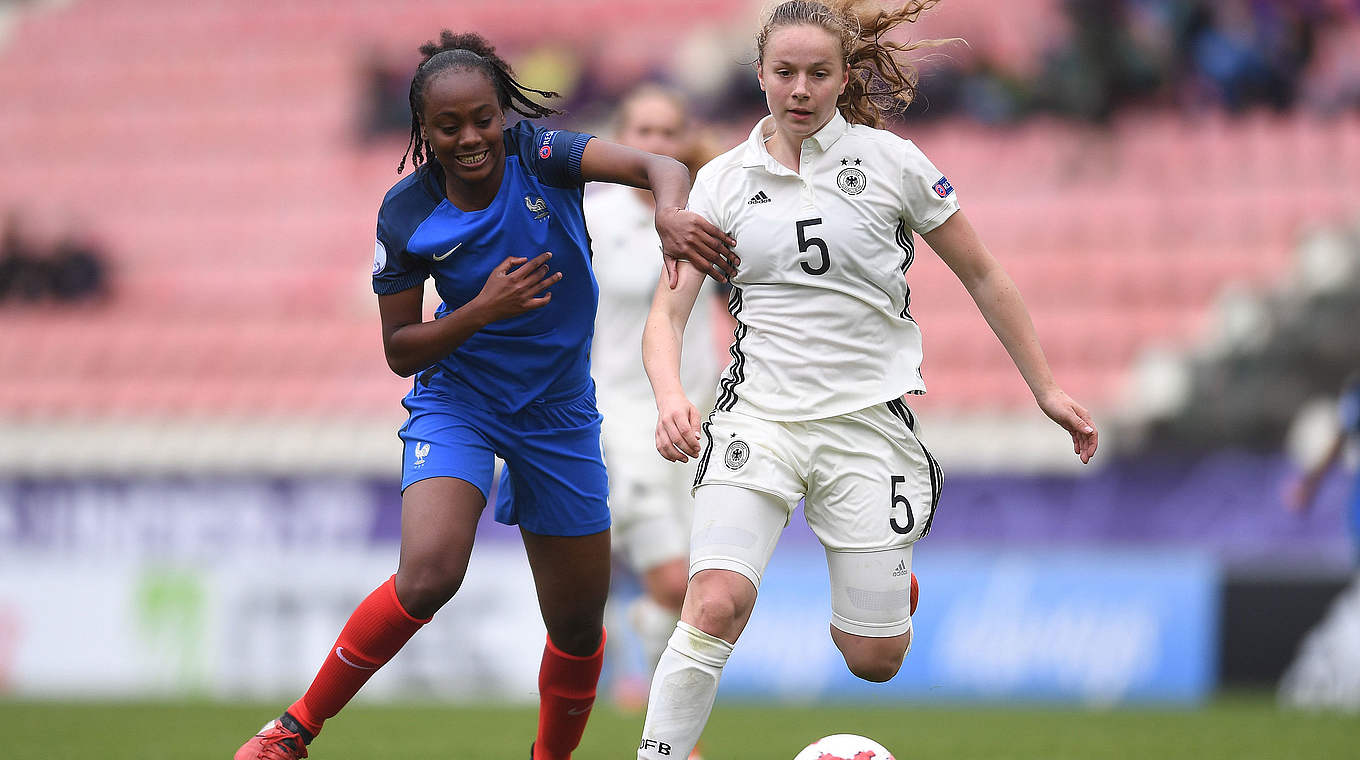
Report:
372,214,429,295
506,120,593,189
372,169,439,295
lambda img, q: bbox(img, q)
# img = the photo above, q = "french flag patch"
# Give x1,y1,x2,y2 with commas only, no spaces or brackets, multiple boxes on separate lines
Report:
932,176,954,198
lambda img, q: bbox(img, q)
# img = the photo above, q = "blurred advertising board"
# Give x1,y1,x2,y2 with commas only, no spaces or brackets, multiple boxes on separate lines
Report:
0,478,1216,703
0,477,547,700
725,547,1218,704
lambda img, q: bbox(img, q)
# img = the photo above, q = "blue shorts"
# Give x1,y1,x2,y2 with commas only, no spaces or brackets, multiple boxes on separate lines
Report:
398,375,610,537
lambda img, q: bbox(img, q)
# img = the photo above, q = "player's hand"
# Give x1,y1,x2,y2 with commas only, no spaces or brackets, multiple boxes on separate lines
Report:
655,393,702,462
1036,389,1098,464
654,207,738,288
471,253,561,323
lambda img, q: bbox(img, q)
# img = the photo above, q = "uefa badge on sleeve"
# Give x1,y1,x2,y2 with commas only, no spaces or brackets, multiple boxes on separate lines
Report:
372,239,387,275
933,176,954,198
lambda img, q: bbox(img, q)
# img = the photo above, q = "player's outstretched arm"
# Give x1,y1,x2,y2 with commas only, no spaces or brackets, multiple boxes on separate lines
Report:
642,261,706,462
922,210,1098,463
577,138,737,286
378,253,560,377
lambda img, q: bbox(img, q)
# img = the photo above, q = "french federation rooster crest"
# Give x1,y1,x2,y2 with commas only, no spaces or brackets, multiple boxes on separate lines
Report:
524,195,549,221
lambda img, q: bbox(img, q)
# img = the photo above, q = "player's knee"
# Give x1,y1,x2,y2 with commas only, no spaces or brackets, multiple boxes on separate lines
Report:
543,607,606,656
837,630,910,683
394,562,467,618
685,573,753,639
845,650,905,683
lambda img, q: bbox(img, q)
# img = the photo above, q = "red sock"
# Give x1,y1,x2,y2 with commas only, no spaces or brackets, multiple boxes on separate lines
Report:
533,629,606,760
287,575,429,737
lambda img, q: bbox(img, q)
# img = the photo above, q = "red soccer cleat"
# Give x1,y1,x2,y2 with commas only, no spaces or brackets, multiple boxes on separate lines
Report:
235,719,308,760
910,573,919,616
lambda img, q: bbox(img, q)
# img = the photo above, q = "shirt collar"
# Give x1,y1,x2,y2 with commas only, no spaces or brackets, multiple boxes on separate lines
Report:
741,109,851,170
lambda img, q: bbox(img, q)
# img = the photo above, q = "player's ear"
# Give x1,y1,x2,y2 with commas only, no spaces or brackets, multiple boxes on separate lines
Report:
838,63,849,96
756,62,766,92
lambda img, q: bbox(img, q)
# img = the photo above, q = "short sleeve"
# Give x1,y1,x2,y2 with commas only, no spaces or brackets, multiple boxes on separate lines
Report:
899,140,960,234
687,166,722,230
514,123,594,188
371,217,428,295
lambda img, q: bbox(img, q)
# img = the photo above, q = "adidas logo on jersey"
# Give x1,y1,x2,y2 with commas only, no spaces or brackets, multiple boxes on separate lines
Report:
747,190,771,205
892,559,910,577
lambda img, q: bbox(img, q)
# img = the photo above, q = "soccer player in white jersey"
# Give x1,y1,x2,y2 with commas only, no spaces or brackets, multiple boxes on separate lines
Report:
586,87,730,682
634,3,1099,758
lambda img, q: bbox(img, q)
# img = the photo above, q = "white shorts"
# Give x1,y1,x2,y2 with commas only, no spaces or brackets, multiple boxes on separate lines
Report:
692,400,942,550
688,400,943,637
601,399,699,574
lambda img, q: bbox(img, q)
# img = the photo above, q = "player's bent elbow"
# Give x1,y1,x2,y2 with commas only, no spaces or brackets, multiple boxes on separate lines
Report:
385,355,420,378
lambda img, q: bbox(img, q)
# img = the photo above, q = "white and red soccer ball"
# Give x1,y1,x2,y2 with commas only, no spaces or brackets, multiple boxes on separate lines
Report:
793,734,896,760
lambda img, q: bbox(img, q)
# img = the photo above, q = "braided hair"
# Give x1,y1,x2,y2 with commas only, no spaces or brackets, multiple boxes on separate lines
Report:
398,30,564,174
756,1,955,128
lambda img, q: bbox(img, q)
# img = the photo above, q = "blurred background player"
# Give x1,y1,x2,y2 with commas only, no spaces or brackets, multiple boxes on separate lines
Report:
233,30,735,760
636,2,1096,757
586,85,733,692
1288,371,1360,563
1279,371,1360,710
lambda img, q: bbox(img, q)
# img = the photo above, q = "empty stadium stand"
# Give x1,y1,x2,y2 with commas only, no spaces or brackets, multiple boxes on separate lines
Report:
1,0,1357,472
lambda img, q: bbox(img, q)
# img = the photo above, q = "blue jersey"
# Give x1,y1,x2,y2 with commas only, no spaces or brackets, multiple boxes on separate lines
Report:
373,121,598,413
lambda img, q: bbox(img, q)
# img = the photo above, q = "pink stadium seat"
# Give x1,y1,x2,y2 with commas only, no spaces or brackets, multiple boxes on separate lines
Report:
1,2,1355,418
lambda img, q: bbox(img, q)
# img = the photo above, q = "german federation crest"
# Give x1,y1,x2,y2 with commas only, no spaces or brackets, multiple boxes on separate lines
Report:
837,166,866,195
724,440,750,470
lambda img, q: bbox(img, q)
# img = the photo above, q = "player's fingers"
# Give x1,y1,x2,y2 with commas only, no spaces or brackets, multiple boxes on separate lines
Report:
665,256,679,289
667,411,700,458
496,256,528,275
523,291,553,310
529,270,563,294
694,216,738,255
693,237,738,280
659,417,690,462
655,425,673,460
681,406,702,456
514,252,553,278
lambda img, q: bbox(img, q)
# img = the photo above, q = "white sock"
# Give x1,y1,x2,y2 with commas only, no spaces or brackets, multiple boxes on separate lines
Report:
637,621,733,760
629,596,681,672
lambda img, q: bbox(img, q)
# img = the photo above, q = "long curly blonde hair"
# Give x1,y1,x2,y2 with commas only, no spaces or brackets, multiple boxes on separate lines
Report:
755,0,956,128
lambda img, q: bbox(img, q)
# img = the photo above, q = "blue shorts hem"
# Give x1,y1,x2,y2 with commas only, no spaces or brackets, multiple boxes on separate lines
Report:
401,472,491,502
500,514,611,538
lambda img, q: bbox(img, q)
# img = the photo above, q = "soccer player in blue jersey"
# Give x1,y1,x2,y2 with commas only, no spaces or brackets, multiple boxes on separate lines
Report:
234,30,736,760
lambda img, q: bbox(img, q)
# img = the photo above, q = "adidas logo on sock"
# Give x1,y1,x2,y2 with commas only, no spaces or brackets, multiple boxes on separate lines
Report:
892,560,909,577
747,190,771,204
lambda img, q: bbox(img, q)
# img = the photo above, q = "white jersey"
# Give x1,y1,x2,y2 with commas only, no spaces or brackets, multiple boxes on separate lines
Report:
688,111,959,422
586,185,720,412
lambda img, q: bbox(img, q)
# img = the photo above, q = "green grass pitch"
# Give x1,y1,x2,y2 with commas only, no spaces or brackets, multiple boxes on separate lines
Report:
2,693,1356,759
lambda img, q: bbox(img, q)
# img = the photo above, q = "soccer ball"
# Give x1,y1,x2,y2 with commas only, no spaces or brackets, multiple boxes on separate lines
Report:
793,734,897,760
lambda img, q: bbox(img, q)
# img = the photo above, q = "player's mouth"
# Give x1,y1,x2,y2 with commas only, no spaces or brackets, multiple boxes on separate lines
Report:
455,149,490,168
787,107,814,121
